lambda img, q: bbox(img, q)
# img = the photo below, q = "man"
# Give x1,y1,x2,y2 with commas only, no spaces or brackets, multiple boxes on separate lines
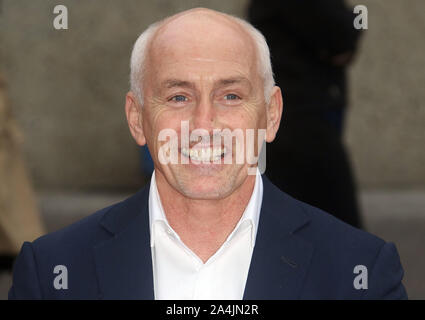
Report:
9,8,407,299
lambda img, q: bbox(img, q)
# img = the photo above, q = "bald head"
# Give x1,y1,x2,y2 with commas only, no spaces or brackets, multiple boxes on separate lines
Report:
154,7,254,40
130,8,274,104
149,9,256,68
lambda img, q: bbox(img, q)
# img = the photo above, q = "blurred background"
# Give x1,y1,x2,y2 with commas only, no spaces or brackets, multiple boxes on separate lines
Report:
0,0,424,299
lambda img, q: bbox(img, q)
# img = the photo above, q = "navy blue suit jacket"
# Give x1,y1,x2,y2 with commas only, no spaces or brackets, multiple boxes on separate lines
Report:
9,176,407,299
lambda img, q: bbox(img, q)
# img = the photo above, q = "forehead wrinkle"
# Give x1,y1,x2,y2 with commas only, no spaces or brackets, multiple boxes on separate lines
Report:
160,75,253,93
216,76,251,86
162,79,195,89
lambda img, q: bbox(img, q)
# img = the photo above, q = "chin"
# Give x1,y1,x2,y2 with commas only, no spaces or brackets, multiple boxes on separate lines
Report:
176,177,235,200
165,164,247,199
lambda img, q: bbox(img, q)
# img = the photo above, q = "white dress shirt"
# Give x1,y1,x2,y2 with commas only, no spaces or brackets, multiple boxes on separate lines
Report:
148,169,263,300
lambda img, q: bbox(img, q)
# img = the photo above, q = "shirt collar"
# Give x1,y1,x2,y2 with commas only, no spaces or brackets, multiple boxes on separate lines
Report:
148,170,168,247
148,168,263,248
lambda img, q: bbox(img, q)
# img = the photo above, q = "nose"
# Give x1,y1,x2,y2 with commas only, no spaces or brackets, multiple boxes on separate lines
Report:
191,94,216,133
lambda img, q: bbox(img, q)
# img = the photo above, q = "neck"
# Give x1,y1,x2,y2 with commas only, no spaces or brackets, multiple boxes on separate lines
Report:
155,170,256,262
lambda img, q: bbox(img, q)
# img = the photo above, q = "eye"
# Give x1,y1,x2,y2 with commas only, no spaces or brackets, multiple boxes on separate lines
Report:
224,94,240,100
170,95,188,102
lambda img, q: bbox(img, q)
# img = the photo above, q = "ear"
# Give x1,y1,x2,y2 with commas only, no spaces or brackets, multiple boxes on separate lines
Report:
125,92,146,146
265,86,283,142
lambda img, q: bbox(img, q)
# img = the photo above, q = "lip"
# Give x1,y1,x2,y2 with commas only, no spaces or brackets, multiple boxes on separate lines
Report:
178,146,231,165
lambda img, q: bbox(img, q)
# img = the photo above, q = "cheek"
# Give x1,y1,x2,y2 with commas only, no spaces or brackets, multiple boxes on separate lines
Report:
144,108,183,154
222,103,265,130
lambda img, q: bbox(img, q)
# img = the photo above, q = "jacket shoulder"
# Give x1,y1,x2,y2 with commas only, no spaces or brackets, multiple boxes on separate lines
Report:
296,197,385,251
10,185,151,299
33,203,113,251
286,196,406,299
10,193,138,299
31,186,148,252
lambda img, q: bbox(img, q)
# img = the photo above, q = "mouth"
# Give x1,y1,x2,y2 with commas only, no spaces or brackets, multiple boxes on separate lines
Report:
180,146,227,162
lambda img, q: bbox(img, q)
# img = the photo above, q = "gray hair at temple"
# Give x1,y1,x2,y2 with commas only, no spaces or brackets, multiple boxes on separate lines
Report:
129,9,275,105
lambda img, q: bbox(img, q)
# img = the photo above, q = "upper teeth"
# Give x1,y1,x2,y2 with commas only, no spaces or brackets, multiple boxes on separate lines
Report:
181,147,227,161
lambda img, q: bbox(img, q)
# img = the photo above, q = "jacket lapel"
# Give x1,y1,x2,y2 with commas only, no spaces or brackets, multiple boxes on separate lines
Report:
93,185,154,299
243,176,315,299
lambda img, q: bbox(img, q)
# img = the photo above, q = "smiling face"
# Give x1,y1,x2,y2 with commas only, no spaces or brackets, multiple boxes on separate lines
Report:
126,9,282,200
